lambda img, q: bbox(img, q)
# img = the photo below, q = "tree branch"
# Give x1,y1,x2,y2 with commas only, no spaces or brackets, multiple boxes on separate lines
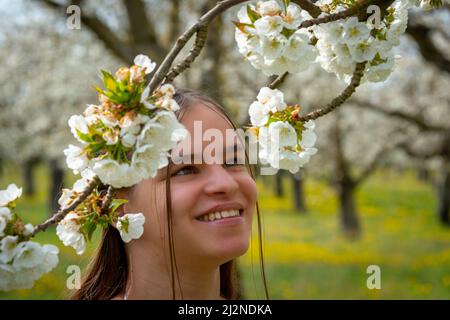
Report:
31,176,99,237
268,72,289,89
147,0,249,94
41,0,135,63
123,0,166,61
406,20,450,75
164,26,208,84
298,62,366,122
352,99,448,132
291,0,322,18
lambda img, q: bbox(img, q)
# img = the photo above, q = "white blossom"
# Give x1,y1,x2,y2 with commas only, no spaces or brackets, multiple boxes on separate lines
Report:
56,213,86,255
134,54,156,74
63,144,89,174
68,115,89,144
249,101,269,127
0,235,18,263
12,241,45,270
257,87,287,113
0,184,23,207
117,213,145,243
268,121,298,148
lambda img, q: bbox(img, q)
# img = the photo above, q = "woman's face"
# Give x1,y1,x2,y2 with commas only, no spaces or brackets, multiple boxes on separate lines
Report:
123,102,257,267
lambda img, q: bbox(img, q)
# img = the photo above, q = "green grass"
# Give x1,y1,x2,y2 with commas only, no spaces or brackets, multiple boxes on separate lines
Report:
0,165,449,299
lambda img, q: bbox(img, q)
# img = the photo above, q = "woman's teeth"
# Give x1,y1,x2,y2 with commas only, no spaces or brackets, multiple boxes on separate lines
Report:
197,210,241,222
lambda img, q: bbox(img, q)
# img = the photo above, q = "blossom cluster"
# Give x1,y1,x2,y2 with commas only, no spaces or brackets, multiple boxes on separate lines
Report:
234,0,317,76
249,87,317,173
56,168,146,255
64,54,188,188
0,184,59,291
235,0,430,83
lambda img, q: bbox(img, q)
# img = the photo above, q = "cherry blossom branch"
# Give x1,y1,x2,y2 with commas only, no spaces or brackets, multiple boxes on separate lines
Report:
298,62,366,122
299,0,395,29
268,72,289,89
30,176,100,237
291,0,322,18
163,25,209,84
147,0,249,93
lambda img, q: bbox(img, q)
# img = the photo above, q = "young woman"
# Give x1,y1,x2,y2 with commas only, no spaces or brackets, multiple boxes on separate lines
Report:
72,89,268,300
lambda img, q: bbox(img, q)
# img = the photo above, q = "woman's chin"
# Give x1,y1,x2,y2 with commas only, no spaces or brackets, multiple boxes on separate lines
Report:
208,237,250,262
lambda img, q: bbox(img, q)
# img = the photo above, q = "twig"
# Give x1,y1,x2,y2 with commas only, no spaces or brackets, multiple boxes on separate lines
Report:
31,176,100,237
101,185,115,215
164,25,209,83
291,0,322,18
147,0,249,94
268,72,289,89
298,62,366,122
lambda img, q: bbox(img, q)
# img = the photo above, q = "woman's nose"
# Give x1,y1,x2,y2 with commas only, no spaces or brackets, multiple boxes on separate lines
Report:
203,164,239,196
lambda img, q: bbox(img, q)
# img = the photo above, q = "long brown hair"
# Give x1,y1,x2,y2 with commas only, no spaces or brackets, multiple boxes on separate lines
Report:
71,88,268,300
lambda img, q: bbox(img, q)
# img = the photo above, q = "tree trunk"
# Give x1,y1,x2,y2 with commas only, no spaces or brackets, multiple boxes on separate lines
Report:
22,159,38,197
292,172,307,213
416,161,430,182
338,177,360,239
274,170,284,197
437,164,450,226
49,159,64,215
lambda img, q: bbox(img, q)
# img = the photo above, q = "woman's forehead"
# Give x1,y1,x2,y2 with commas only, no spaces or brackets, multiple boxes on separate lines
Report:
179,101,234,131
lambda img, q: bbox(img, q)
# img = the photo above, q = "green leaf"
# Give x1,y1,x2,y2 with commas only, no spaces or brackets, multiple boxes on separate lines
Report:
101,70,118,92
76,129,93,143
246,4,261,24
232,21,253,34
281,27,296,39
81,218,97,242
109,198,129,215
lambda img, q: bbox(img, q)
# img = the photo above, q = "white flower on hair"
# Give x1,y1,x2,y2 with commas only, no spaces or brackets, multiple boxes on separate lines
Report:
63,144,89,174
56,213,86,255
134,54,156,74
92,159,143,188
117,213,145,243
68,115,89,144
12,241,45,270
0,207,12,236
0,184,22,207
102,130,119,146
0,240,58,291
121,132,138,148
140,86,156,110
0,235,17,263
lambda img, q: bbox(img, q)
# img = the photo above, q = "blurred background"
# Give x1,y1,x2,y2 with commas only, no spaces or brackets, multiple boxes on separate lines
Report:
0,0,449,299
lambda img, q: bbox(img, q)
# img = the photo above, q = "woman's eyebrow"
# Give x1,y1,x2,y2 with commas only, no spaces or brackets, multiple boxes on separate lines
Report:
174,142,244,164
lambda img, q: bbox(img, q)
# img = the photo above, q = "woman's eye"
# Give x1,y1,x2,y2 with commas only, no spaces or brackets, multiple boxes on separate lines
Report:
172,166,197,177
